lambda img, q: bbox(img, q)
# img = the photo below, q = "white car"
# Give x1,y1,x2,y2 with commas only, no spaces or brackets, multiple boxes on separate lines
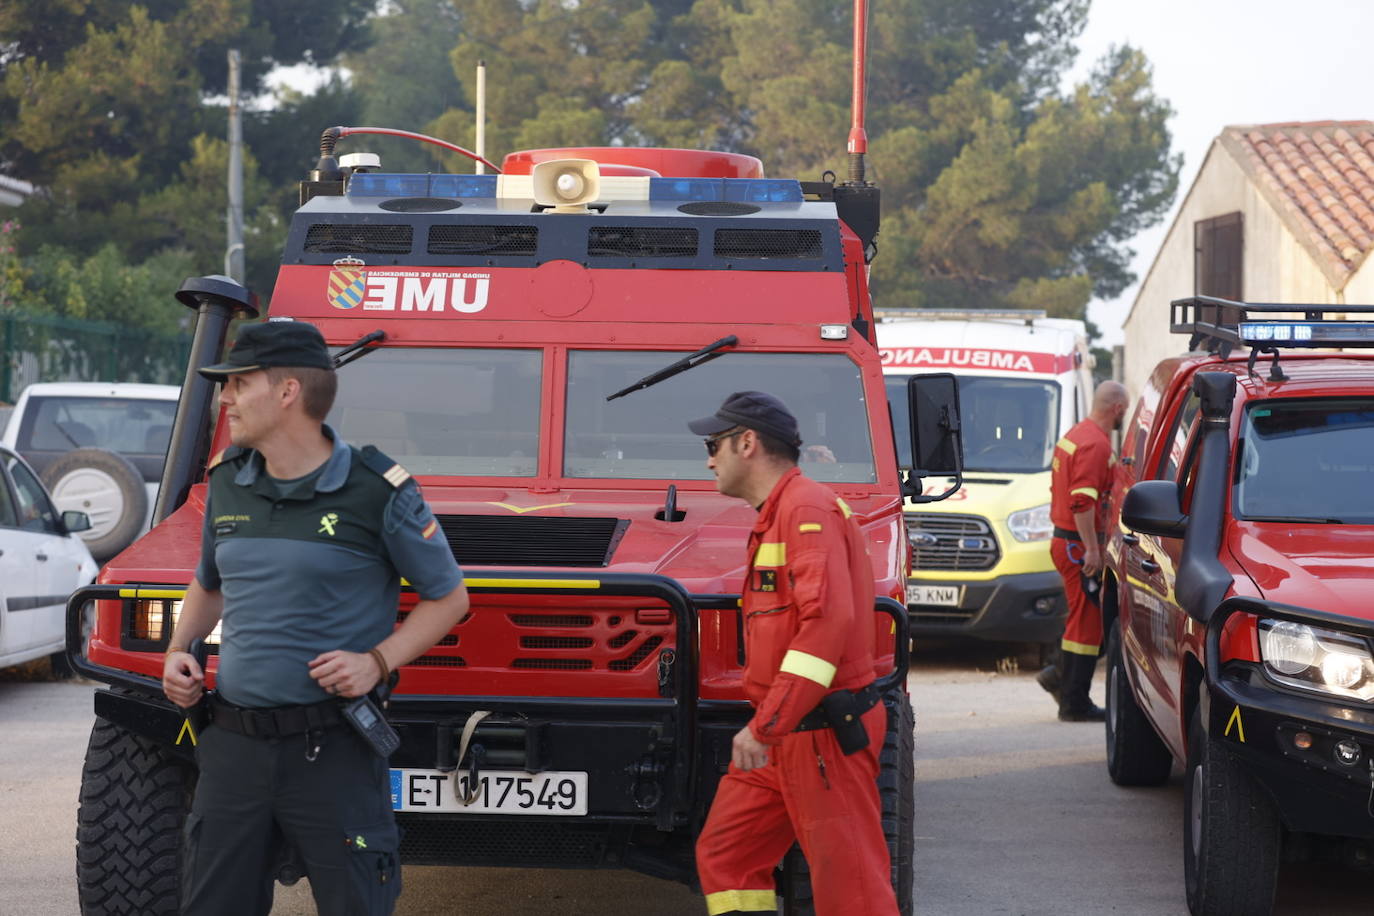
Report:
1,382,180,560
0,444,98,672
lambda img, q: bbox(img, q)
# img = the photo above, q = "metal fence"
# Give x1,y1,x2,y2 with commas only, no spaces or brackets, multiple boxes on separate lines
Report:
0,312,192,403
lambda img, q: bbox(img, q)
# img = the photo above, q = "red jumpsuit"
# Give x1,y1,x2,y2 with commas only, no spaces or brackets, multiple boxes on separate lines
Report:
695,468,898,916
1049,419,1113,657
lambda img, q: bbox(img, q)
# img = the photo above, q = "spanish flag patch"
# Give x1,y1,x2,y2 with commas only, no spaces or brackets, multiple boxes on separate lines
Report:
422,519,439,540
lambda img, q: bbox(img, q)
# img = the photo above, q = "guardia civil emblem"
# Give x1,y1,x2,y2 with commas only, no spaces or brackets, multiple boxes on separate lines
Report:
328,257,366,310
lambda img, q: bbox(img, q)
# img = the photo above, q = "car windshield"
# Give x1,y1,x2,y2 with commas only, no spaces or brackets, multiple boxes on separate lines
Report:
1236,398,1374,523
327,347,543,476
887,376,1059,472
24,396,178,455
565,351,877,482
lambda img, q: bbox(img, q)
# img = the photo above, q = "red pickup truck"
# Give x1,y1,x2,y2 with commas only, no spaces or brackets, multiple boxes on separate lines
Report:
1101,298,1374,916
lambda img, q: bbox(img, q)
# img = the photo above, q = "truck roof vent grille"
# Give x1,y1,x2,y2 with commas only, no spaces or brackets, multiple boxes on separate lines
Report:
304,223,413,254
588,226,697,258
678,202,760,216
435,515,628,567
714,228,822,259
428,224,538,256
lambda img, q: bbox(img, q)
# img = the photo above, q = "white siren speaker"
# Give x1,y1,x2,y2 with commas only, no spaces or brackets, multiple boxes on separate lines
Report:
532,158,601,212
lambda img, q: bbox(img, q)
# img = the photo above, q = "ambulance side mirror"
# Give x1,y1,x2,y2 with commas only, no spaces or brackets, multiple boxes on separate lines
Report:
903,372,963,503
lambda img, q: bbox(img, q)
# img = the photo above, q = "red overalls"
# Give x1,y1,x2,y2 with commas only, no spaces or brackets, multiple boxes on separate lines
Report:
695,468,898,916
1049,419,1113,656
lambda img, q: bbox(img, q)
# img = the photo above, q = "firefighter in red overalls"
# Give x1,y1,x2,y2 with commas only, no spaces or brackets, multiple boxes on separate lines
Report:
1038,380,1129,721
689,391,898,916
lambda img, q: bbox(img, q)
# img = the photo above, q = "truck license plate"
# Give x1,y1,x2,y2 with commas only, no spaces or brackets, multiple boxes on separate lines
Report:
906,584,962,606
391,768,588,815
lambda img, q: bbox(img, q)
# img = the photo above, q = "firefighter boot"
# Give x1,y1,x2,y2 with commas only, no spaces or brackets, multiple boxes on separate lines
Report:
1057,652,1104,722
1035,645,1063,701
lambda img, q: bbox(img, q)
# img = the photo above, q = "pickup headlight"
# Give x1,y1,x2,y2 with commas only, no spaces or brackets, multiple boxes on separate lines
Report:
1258,619,1374,701
1007,503,1053,542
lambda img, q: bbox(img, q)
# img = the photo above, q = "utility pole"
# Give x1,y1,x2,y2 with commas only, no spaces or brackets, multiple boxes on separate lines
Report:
225,49,245,283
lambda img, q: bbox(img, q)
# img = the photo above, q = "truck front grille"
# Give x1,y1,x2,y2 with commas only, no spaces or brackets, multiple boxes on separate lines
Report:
907,513,1000,571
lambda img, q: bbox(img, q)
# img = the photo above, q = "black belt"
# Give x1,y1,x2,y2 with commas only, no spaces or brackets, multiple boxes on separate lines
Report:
1053,526,1080,541
209,693,345,739
794,682,881,733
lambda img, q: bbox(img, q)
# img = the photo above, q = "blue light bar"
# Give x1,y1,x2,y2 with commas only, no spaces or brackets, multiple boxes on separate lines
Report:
347,173,498,199
649,177,803,204
1239,321,1374,346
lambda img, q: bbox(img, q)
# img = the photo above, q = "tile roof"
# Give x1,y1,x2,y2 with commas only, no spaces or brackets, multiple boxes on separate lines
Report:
1219,121,1374,288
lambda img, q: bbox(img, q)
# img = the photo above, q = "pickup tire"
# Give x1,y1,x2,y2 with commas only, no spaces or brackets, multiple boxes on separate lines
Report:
1183,707,1280,916
76,714,194,914
1104,621,1173,786
780,686,915,915
42,448,147,561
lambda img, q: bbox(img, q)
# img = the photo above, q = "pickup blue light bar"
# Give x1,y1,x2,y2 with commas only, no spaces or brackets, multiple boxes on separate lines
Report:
347,173,498,198
649,178,804,203
1239,321,1374,346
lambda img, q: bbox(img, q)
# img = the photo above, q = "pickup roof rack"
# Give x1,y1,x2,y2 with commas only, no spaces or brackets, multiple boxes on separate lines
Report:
1170,295,1374,380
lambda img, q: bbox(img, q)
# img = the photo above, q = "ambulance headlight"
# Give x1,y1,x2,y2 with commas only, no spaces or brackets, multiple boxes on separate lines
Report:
1007,503,1053,542
1259,619,1374,700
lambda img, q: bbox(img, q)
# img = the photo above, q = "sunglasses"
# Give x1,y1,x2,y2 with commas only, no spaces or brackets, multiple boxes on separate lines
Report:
704,428,746,457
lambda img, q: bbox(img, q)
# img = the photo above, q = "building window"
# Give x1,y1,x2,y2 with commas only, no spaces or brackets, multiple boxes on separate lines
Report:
1194,212,1243,300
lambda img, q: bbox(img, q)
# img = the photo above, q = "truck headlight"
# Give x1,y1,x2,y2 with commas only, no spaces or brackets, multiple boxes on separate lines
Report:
1258,619,1374,701
1007,503,1052,542
130,598,220,646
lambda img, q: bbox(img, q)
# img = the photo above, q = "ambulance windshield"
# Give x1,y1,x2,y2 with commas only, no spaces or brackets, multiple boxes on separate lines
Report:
887,376,1058,473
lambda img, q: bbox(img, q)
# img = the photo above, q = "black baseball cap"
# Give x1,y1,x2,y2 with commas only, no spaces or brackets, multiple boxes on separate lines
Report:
199,320,333,379
688,390,802,447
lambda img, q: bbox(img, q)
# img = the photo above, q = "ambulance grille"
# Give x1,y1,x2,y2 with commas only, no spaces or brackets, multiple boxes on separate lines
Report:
304,223,413,254
435,515,629,567
907,513,1000,572
587,226,698,258
714,228,822,259
428,224,538,256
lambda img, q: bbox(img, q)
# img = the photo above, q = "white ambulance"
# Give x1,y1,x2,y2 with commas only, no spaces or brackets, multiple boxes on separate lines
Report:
878,310,1095,647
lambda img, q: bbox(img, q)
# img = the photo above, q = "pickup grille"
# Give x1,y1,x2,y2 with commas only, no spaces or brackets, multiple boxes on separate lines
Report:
435,515,628,567
907,513,1000,572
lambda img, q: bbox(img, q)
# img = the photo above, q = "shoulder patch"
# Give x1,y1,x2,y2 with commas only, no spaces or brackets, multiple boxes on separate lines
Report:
359,444,413,488
206,445,246,472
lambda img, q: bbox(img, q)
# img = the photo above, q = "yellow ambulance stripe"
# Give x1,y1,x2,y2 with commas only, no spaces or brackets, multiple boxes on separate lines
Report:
1070,487,1099,499
779,649,837,687
1062,638,1099,656
754,542,786,567
799,522,823,533
1057,437,1078,455
705,890,777,915
835,497,852,518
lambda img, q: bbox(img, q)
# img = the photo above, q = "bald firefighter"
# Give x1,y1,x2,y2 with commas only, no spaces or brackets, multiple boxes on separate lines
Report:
1038,380,1129,721
689,391,897,916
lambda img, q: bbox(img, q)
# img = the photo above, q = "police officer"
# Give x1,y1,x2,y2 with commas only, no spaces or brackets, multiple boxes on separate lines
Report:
1038,380,1128,721
161,320,468,915
690,392,898,916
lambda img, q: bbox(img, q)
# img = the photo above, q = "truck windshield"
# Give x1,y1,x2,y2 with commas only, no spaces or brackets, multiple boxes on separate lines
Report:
1236,398,1374,523
566,351,877,482
887,376,1058,473
327,347,543,476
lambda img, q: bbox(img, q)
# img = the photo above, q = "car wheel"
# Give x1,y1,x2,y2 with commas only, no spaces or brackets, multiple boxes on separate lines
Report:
41,448,147,561
1105,621,1173,786
779,686,915,916
76,712,194,915
1183,706,1280,915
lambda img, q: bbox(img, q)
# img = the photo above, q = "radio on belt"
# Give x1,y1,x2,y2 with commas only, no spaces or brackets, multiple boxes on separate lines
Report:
342,695,401,758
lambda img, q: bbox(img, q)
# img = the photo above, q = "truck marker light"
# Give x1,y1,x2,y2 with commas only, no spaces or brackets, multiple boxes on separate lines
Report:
1334,739,1362,767
1293,731,1314,750
819,324,849,340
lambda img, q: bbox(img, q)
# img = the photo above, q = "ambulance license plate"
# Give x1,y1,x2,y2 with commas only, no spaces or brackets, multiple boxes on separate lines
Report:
906,584,962,606
391,768,588,815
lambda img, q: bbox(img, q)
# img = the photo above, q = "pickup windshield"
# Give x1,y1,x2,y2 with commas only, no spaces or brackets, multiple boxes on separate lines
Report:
887,376,1058,473
1236,398,1374,523
566,351,877,482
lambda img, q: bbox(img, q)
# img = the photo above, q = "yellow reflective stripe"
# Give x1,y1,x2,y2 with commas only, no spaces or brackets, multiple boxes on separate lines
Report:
1070,487,1099,499
1057,437,1078,455
779,649,837,687
754,542,786,567
705,890,776,915
835,497,852,518
1062,638,1099,656
403,577,601,590
799,522,823,533
118,588,187,599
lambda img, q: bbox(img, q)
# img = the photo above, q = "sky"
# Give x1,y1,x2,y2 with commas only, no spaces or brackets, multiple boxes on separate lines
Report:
1070,0,1374,346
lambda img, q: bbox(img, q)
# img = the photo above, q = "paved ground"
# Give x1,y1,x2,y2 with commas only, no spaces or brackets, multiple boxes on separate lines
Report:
2,645,1369,915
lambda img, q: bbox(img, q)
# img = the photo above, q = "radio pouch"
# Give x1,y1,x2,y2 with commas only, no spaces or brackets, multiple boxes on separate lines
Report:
820,689,870,756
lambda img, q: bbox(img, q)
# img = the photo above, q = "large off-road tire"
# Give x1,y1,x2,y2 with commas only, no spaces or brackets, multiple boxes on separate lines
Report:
1104,622,1173,786
1183,707,1280,916
42,448,147,561
780,686,915,915
76,714,195,914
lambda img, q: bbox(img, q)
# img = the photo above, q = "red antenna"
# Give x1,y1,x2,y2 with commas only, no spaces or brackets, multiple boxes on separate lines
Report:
847,0,870,185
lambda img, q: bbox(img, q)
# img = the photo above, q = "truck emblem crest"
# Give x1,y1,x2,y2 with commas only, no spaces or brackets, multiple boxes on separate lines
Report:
328,257,367,310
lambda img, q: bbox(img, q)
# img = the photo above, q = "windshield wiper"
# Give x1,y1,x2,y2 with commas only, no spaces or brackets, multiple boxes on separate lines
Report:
605,335,739,401
332,329,387,369
1243,515,1344,524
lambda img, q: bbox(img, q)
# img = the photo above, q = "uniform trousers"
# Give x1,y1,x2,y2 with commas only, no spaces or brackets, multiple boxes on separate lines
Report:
183,721,401,916
696,703,897,915
1051,537,1103,656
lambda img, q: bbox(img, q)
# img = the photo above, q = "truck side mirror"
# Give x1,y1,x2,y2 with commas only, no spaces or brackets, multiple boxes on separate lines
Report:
1122,480,1187,538
62,510,93,534
903,372,963,503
